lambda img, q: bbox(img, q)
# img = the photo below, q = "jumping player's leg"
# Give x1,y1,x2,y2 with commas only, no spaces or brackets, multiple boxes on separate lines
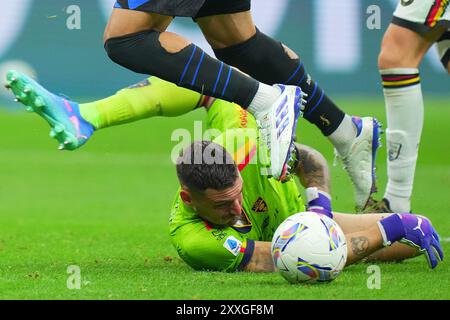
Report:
103,8,263,109
197,10,348,139
104,4,304,180
378,22,446,213
196,8,381,210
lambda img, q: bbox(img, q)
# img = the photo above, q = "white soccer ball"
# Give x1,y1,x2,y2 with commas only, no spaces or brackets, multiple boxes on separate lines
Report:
271,211,347,283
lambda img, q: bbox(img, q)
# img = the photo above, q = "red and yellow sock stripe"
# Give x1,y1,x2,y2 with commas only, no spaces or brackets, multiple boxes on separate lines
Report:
426,0,449,28
382,73,420,89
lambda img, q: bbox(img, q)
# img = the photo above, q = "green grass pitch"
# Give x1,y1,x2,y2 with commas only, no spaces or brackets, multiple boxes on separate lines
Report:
0,97,449,300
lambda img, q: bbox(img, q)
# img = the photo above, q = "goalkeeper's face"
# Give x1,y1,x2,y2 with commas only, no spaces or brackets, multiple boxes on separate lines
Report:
183,176,244,226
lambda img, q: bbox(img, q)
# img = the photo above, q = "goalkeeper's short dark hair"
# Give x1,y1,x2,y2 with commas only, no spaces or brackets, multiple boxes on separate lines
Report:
176,141,238,192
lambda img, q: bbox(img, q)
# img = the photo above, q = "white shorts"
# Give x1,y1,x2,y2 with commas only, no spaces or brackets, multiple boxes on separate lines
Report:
393,0,450,34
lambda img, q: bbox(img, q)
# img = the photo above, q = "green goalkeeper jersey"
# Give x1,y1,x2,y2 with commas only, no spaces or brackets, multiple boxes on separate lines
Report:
169,100,305,272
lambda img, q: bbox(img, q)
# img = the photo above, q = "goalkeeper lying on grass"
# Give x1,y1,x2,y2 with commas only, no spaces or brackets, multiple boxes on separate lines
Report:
4,71,444,272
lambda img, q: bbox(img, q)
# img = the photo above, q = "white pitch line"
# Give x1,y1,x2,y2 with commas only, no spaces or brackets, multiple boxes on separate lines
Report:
441,237,450,243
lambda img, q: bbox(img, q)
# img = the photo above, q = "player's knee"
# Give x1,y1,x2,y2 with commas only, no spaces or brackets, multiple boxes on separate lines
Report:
104,32,141,70
105,29,162,74
104,29,190,74
378,49,403,70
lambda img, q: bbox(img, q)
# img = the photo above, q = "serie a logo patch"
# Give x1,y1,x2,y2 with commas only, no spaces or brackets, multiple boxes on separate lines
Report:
223,236,242,256
252,197,268,213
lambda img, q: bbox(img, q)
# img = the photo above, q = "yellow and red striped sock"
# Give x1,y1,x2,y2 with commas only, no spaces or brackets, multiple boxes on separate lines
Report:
381,71,420,89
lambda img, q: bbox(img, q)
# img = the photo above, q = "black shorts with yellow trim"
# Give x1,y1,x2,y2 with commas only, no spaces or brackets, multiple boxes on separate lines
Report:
114,0,251,19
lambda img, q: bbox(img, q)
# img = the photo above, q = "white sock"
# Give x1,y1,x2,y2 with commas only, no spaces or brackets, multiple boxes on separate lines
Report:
328,115,357,156
381,68,424,213
247,83,281,115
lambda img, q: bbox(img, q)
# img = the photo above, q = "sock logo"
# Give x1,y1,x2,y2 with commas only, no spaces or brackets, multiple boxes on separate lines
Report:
319,114,331,127
388,143,402,161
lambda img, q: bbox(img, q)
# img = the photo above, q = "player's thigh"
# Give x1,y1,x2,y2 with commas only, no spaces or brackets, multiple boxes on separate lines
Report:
196,11,255,49
333,212,390,235
104,8,173,42
378,24,440,69
380,0,450,68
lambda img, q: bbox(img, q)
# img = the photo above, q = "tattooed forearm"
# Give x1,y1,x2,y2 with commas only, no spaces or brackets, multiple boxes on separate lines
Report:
295,144,330,193
351,236,370,256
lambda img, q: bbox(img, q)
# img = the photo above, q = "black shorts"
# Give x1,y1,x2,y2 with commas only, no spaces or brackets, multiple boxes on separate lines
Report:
114,0,251,19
